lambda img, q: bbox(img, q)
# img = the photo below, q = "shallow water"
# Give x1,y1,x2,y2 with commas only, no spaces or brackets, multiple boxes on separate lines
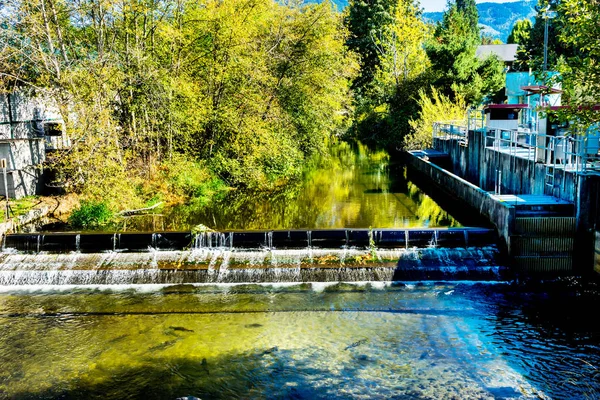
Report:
1,282,598,399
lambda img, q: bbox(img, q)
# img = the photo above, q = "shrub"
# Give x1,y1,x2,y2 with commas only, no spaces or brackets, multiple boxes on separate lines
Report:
68,201,113,229
404,87,467,150
157,155,229,205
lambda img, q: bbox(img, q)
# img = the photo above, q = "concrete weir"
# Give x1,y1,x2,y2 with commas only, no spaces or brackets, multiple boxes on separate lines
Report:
0,229,506,283
408,128,600,276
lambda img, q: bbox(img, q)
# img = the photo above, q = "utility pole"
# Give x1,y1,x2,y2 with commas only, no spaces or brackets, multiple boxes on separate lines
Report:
542,6,557,72
1,158,9,220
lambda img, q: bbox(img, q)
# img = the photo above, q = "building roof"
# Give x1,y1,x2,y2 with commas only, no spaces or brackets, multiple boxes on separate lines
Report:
484,104,529,110
521,85,563,94
476,44,519,62
548,105,600,111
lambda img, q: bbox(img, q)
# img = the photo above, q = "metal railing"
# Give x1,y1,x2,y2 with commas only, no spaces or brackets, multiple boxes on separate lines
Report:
467,109,485,133
433,120,468,148
484,128,600,173
432,109,484,146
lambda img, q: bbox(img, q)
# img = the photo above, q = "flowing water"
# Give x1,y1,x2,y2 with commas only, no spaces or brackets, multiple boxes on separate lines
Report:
4,143,599,398
0,282,599,399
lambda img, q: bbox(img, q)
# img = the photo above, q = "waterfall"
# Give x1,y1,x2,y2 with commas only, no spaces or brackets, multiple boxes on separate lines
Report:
0,228,505,285
0,245,505,286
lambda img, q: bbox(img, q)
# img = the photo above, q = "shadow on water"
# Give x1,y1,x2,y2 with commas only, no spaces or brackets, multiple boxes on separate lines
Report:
1,312,456,400
1,282,600,399
5,325,517,400
9,350,344,400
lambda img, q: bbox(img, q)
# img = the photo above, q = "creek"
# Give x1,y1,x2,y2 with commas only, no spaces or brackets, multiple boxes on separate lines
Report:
2,143,599,399
114,142,462,232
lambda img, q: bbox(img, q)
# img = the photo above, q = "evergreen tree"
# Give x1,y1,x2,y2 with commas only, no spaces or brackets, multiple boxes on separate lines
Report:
514,2,572,73
345,0,431,148
507,19,532,45
456,0,479,38
345,0,396,94
426,0,503,105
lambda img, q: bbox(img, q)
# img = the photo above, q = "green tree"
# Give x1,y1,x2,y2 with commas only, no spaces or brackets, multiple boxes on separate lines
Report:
345,0,431,148
514,2,573,73
345,0,396,95
456,0,479,38
550,0,600,128
0,0,357,206
404,86,467,150
507,18,532,45
426,0,504,105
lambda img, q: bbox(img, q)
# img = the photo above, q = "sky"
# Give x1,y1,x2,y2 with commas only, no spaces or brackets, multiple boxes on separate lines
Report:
421,0,523,12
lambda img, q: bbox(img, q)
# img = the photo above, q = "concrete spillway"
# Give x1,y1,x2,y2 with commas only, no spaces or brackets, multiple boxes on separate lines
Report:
4,228,497,253
0,228,506,284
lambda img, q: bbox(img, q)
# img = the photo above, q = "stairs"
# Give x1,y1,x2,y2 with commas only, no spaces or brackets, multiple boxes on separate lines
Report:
509,217,575,274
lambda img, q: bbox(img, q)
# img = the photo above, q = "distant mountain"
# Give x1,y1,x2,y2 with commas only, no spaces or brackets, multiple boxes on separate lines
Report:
423,1,537,43
307,0,536,43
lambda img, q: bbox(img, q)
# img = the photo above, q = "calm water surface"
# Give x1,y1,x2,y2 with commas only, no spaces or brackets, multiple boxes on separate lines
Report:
0,282,599,399
117,142,460,231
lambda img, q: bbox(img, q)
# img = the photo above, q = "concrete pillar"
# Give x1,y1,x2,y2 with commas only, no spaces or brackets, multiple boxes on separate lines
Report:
574,174,600,274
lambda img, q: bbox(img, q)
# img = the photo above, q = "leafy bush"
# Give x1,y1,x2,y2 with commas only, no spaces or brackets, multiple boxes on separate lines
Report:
404,87,467,150
68,201,113,229
154,155,228,206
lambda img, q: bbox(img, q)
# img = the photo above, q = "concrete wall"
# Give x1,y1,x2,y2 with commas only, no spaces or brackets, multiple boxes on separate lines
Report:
433,130,600,274
576,175,600,274
0,92,64,140
0,90,67,199
595,231,600,275
406,153,515,248
0,140,45,171
0,167,43,199
434,132,579,203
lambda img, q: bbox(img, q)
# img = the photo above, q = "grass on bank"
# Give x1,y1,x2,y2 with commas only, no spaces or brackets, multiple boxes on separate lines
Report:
0,196,43,224
68,155,230,230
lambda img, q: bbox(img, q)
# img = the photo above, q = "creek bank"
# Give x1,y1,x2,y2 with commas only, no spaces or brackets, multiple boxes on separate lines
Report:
0,194,79,237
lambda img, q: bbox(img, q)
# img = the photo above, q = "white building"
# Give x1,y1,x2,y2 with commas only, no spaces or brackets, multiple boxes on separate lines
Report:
0,91,69,199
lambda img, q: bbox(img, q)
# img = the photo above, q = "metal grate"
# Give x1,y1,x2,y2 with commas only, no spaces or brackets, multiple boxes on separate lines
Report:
513,256,573,273
514,217,576,236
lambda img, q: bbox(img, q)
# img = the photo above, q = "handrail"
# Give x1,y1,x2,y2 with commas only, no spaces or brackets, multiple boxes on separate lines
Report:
432,110,484,145
433,121,468,144
484,128,600,173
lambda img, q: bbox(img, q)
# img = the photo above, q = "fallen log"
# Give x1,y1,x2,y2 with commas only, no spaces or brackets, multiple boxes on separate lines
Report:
117,202,163,216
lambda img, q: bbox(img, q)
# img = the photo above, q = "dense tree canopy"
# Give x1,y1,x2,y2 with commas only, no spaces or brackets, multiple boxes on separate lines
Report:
553,0,600,127
425,0,504,104
514,1,573,73
0,0,357,206
345,0,396,95
345,0,430,148
507,18,532,45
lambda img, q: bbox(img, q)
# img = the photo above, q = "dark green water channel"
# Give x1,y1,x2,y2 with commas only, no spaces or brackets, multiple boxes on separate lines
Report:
117,142,460,232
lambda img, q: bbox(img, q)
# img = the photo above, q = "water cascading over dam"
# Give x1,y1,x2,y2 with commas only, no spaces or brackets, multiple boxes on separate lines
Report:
0,228,505,286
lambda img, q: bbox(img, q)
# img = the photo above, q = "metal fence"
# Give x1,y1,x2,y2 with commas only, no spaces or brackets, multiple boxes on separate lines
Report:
432,109,484,146
484,128,600,173
432,121,467,143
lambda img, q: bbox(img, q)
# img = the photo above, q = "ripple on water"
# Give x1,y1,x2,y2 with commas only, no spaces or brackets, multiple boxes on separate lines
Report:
0,283,598,399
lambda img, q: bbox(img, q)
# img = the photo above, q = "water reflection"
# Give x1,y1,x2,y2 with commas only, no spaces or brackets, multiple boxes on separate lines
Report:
121,142,459,231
